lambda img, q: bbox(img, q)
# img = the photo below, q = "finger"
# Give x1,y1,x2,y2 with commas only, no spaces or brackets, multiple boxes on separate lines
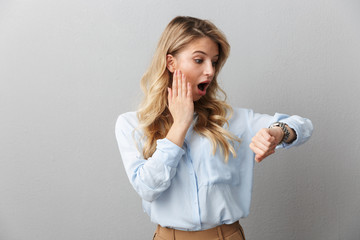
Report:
249,142,256,153
250,142,275,160
259,129,274,143
255,155,263,163
187,82,192,99
251,145,266,158
167,87,172,105
252,129,272,147
252,139,272,153
249,142,265,156
261,149,276,158
251,145,264,162
181,73,186,98
172,70,177,97
177,70,182,97
257,148,276,161
255,153,270,163
258,130,277,148
257,149,275,162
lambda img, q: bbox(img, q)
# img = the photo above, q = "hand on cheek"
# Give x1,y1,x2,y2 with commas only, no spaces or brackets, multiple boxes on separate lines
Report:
167,70,194,129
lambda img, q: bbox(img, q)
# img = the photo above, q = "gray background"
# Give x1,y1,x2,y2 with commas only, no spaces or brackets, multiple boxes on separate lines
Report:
1,0,359,239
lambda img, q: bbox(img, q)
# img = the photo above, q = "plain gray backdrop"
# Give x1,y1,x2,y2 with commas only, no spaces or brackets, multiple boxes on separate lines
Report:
1,0,359,239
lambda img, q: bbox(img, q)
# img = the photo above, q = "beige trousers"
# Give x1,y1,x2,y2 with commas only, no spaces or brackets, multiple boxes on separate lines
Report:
153,221,245,240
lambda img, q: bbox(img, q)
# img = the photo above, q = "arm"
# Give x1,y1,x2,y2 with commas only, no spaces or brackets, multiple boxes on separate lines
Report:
115,70,193,202
249,124,296,162
115,115,185,202
248,111,313,162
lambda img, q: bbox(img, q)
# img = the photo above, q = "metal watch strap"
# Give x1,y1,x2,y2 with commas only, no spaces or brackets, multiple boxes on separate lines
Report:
269,122,290,144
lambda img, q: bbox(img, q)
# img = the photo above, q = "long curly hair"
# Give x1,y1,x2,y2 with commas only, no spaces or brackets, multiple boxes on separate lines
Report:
137,16,241,162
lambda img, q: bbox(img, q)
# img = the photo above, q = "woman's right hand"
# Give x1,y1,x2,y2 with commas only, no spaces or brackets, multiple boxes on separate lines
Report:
166,70,194,147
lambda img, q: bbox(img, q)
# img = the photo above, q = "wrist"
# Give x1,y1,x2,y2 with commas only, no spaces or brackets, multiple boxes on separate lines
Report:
269,122,290,144
171,121,191,132
269,127,285,145
166,122,189,147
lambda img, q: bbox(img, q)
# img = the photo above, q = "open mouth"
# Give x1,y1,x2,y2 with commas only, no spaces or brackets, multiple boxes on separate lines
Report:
197,82,209,91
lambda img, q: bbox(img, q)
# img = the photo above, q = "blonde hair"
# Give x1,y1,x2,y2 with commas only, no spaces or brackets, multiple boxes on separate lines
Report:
137,16,240,162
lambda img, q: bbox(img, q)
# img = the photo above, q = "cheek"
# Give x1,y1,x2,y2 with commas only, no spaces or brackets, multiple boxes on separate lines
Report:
179,69,196,85
176,61,200,85
187,75,197,86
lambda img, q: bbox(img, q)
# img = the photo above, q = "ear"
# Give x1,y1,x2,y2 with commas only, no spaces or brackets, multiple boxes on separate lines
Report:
166,54,176,73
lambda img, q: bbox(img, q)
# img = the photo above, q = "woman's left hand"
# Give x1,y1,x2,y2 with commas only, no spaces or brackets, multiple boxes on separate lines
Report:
249,127,284,162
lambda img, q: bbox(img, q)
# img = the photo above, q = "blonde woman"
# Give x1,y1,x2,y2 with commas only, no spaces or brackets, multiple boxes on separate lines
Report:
115,16,313,240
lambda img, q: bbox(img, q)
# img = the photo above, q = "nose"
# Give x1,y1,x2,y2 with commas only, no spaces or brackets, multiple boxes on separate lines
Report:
204,60,215,78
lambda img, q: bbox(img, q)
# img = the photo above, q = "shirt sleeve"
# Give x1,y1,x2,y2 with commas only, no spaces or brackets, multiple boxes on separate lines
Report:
115,114,185,202
247,109,313,149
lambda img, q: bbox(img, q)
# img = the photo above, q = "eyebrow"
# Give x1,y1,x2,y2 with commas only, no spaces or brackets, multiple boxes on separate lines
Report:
192,51,219,58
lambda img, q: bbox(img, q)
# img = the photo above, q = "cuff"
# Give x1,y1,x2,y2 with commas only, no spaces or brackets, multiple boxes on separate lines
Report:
277,119,300,149
153,138,185,168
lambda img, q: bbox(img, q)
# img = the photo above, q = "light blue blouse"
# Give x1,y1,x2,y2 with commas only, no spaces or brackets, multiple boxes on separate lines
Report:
115,108,313,231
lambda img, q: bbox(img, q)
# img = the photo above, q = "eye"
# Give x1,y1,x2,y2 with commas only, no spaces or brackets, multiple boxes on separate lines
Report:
212,61,218,67
194,59,203,64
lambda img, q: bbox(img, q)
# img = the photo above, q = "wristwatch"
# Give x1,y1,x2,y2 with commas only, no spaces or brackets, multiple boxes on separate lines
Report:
269,122,290,144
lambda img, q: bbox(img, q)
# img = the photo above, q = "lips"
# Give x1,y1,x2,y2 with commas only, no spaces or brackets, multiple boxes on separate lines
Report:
197,80,210,95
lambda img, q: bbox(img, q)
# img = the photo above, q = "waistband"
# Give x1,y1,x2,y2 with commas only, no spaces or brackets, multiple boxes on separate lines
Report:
155,221,245,240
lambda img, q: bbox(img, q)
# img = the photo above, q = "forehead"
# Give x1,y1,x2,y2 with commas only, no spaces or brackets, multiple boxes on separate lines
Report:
181,37,219,57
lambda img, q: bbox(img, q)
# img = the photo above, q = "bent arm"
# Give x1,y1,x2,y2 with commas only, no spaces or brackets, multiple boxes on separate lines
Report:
115,114,184,202
248,110,313,162
248,110,313,148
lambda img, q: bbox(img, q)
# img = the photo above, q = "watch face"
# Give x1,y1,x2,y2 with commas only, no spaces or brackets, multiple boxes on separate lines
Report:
272,122,281,127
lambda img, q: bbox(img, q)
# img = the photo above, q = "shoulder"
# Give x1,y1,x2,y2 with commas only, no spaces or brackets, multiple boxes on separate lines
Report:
115,112,144,153
115,111,139,132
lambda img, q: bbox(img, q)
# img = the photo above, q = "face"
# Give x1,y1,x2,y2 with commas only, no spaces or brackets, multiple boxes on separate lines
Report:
169,37,219,101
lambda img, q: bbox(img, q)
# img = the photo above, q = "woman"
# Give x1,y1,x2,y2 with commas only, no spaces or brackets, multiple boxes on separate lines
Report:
115,16,313,240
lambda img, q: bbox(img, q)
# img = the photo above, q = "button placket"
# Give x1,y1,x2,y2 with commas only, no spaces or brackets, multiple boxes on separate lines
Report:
185,143,201,226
